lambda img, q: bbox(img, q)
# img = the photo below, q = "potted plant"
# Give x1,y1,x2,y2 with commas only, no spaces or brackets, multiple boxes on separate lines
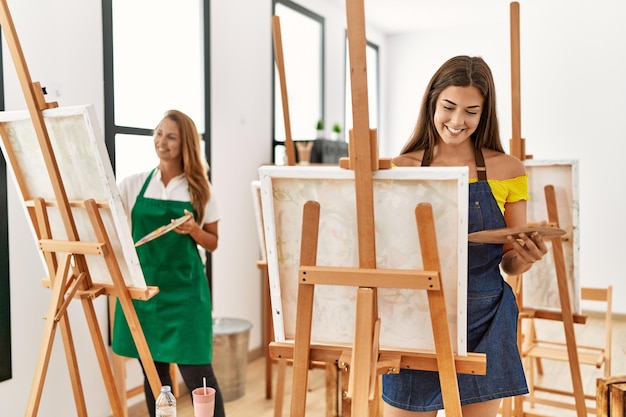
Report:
331,123,342,141
316,120,325,139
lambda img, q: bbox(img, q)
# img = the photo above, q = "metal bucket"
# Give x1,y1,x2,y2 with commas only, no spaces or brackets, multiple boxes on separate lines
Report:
212,317,252,402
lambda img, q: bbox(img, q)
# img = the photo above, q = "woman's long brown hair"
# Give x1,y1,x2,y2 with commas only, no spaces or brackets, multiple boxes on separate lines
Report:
400,55,504,158
161,110,210,222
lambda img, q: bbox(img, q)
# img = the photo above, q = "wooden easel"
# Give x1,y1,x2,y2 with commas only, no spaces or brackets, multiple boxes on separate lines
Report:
271,16,340,417
267,1,486,416
0,2,161,415
519,185,587,417
272,15,296,167
502,5,528,416
270,201,486,417
269,15,293,412
507,3,587,416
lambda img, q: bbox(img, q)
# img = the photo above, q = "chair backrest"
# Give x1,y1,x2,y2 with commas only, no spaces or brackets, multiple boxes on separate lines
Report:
580,286,613,377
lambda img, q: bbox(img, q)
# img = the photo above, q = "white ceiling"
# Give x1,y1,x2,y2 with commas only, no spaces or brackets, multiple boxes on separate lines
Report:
333,0,509,34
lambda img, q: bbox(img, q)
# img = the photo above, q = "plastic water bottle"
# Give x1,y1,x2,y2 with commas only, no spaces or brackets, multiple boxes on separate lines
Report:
155,385,177,417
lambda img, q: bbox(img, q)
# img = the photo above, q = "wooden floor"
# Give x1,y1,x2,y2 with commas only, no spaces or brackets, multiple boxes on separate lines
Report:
127,355,328,417
127,312,625,417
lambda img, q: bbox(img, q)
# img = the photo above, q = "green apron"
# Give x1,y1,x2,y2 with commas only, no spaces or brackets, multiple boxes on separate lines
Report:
112,169,213,364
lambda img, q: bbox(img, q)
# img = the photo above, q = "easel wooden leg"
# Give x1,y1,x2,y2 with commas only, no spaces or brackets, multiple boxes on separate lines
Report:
112,353,130,417
274,359,287,417
511,273,526,417
290,201,320,416
545,186,587,417
325,363,339,417
262,264,274,400
267,351,273,400
120,309,163,398
290,280,315,416
427,287,462,417
349,287,376,416
341,365,351,417
25,254,87,416
80,295,124,416
416,203,462,417
373,376,383,417
59,312,88,416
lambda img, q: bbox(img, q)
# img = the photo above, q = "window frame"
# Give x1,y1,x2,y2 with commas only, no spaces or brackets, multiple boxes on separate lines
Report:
0,31,11,383
272,0,325,164
101,0,214,291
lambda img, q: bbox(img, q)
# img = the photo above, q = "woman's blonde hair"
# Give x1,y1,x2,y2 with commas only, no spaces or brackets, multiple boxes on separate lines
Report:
159,110,210,222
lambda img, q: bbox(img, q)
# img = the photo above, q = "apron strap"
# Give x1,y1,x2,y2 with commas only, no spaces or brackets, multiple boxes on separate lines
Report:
138,168,157,198
421,146,488,181
474,147,487,181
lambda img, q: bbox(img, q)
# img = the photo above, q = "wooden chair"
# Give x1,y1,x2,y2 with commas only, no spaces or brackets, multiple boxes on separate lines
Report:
522,286,613,413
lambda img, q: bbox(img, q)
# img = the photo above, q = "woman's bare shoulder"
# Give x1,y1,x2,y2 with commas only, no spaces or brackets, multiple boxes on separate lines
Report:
483,148,526,180
392,150,424,167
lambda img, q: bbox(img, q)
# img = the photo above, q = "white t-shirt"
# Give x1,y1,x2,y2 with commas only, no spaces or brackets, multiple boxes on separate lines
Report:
118,168,220,226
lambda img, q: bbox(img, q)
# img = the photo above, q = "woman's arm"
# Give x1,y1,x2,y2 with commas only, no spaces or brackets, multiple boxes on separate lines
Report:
192,220,219,252
175,210,219,252
500,199,547,275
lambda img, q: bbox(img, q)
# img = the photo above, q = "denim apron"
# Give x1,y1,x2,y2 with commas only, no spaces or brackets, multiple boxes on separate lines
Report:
112,169,213,364
381,149,528,411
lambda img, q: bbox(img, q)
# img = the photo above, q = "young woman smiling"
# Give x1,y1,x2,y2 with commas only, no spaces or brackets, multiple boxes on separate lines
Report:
384,56,548,417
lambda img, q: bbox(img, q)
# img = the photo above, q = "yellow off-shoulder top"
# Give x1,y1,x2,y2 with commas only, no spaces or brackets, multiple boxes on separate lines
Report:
391,164,530,214
470,174,530,213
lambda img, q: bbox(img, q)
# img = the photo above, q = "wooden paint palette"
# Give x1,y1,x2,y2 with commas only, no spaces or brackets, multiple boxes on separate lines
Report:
468,225,566,244
134,213,193,247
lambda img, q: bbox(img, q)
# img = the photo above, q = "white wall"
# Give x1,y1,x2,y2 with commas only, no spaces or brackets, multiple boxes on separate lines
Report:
380,0,626,313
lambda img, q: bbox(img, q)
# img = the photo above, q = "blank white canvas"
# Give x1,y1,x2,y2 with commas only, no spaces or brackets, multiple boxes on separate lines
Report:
259,165,469,354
